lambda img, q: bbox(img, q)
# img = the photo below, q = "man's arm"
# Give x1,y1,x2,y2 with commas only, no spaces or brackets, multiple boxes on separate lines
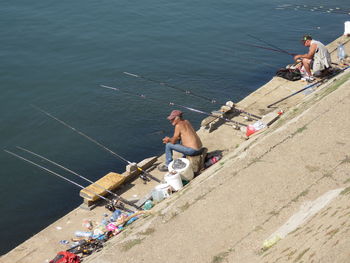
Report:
294,43,317,61
162,124,181,144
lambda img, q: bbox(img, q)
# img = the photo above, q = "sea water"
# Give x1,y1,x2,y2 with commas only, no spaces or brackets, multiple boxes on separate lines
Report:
0,0,348,254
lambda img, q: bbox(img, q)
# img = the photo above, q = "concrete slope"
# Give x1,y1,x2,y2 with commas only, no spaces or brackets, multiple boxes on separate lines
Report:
82,73,350,262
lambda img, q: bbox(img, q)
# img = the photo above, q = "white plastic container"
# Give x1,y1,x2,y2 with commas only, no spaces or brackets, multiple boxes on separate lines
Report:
164,171,183,191
168,158,194,181
152,183,171,202
345,21,350,35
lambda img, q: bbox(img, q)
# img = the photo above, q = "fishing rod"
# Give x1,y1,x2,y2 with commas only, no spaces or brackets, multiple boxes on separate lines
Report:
239,42,296,56
123,72,262,120
267,80,323,108
16,146,141,210
246,34,297,56
100,84,248,128
4,149,131,212
267,66,350,108
31,104,161,184
123,72,217,103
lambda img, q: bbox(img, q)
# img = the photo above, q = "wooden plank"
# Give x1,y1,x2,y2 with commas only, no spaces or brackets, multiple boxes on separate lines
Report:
80,172,125,201
79,156,158,206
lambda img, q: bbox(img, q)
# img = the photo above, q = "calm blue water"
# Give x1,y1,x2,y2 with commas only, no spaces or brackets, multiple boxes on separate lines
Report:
0,0,348,254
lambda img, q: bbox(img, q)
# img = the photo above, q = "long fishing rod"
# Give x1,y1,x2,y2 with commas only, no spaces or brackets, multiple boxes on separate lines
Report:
246,34,297,56
4,149,129,212
267,80,323,108
239,42,296,56
124,72,217,103
31,105,161,183
123,72,262,119
267,66,350,108
100,84,247,128
16,146,141,210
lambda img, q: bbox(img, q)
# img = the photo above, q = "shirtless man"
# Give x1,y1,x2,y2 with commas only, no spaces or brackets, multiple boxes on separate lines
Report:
158,110,203,172
294,35,331,82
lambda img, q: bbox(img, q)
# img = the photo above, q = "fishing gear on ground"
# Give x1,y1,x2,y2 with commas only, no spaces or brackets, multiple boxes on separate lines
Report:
31,104,160,184
267,66,350,108
67,237,106,256
123,71,262,120
4,149,134,213
275,66,302,81
100,84,248,129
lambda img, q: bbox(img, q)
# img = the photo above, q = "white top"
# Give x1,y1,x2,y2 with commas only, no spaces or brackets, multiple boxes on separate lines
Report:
311,40,331,71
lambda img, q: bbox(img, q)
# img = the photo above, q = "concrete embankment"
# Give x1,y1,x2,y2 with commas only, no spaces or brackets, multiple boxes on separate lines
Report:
1,35,350,263
83,66,350,263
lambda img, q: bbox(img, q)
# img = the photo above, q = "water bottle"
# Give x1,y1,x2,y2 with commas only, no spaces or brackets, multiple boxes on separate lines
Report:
110,209,122,222
337,43,346,62
143,200,153,210
74,231,93,238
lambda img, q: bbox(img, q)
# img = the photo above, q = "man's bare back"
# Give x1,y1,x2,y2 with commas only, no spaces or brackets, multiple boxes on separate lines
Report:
175,120,202,150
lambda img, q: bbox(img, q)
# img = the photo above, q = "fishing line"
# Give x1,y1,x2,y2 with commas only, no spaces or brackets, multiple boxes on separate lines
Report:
123,72,262,119
5,149,110,203
31,104,160,183
16,146,140,209
276,4,350,15
280,4,350,13
238,42,296,57
246,34,297,56
100,84,248,128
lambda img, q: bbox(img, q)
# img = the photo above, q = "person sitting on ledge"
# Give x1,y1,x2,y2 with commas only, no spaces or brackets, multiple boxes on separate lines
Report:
158,110,203,172
294,34,331,82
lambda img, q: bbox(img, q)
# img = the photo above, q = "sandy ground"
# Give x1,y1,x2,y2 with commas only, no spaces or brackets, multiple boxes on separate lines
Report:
1,35,350,263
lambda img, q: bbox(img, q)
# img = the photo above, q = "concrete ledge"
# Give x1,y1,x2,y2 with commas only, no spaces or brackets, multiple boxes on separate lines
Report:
122,156,158,182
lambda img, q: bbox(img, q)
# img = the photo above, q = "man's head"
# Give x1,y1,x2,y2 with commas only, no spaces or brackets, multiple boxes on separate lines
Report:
301,34,312,46
167,110,183,125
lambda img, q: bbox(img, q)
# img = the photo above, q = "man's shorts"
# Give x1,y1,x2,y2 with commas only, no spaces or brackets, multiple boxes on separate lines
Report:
312,59,328,72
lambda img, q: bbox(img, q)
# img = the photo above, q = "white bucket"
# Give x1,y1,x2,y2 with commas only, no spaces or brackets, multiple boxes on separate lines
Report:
168,158,194,181
152,183,171,202
164,171,183,191
344,21,350,35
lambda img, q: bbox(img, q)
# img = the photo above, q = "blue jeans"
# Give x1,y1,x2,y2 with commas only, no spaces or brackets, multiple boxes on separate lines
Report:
165,143,202,165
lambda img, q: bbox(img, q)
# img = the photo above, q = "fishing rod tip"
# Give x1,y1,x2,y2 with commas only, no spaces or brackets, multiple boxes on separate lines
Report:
123,72,138,78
